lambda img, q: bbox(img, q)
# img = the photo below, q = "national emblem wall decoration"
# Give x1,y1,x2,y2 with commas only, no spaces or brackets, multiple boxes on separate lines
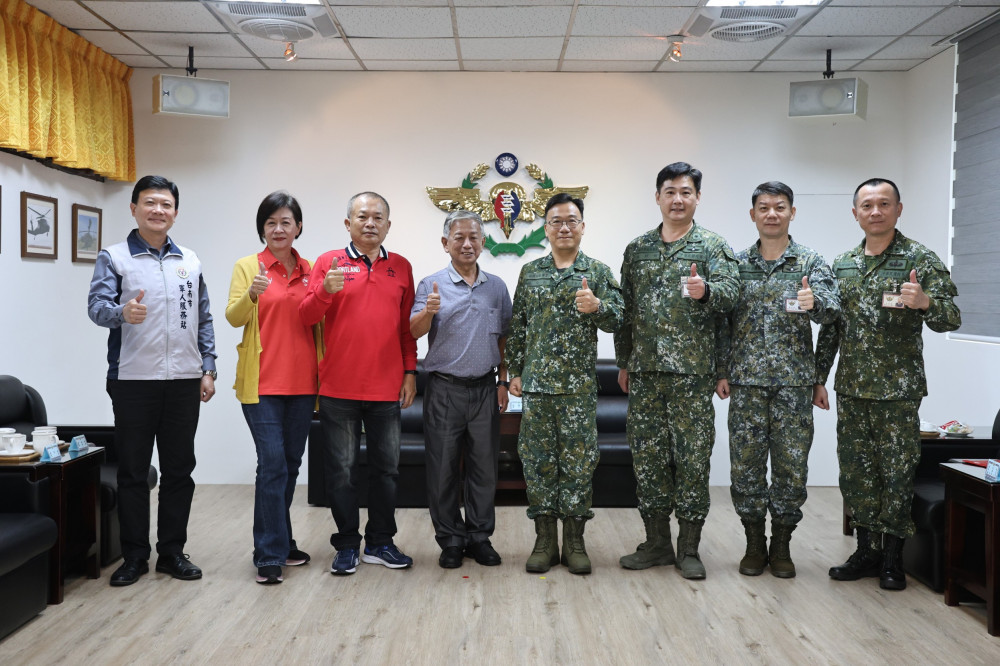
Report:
426,153,589,257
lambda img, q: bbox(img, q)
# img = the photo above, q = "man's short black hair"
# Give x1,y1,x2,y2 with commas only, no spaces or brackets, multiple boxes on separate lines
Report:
854,178,901,206
656,162,702,193
544,192,584,218
256,191,303,244
132,175,179,210
752,181,794,207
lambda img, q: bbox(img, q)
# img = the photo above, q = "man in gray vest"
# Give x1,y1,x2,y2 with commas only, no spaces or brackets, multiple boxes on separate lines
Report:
411,210,513,569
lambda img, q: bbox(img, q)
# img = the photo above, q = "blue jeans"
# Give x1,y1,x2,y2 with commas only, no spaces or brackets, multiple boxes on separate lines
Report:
318,397,400,550
242,395,315,567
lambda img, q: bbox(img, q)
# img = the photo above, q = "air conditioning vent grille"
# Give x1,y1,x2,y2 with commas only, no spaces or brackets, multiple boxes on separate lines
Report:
227,3,307,19
720,7,798,21
239,18,315,42
710,22,786,43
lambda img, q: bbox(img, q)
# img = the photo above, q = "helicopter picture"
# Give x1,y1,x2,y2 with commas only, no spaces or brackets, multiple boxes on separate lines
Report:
21,191,58,259
72,203,103,263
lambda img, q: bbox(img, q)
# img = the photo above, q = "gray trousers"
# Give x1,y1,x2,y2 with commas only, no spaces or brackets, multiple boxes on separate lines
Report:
423,372,499,549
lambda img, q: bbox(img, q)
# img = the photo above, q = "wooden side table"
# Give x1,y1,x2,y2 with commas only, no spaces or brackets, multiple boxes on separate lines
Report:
0,446,105,604
941,461,1000,636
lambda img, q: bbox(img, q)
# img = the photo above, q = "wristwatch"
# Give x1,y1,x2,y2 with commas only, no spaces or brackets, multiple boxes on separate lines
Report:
203,370,218,380
497,379,510,388
404,370,417,376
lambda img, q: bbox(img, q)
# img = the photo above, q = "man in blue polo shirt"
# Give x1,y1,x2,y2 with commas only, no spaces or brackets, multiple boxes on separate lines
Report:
410,210,513,569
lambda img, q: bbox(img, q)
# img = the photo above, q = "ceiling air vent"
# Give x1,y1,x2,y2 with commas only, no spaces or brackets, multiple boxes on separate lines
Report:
688,5,820,43
207,1,338,41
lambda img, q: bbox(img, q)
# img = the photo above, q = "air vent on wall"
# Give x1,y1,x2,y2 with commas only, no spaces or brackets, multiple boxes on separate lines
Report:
688,5,820,43
207,1,338,42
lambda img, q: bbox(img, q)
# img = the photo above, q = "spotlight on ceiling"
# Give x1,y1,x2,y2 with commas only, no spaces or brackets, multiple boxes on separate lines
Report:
667,35,684,62
284,42,298,62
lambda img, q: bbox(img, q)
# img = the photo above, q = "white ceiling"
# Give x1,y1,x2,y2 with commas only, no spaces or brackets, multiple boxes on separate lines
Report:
25,0,1000,73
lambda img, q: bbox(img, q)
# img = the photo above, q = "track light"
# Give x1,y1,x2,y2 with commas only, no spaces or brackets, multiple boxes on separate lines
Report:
284,42,298,62
667,35,684,63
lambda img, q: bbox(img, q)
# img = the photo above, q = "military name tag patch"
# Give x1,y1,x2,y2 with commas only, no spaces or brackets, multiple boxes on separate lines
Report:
785,297,805,313
680,276,692,298
882,291,905,309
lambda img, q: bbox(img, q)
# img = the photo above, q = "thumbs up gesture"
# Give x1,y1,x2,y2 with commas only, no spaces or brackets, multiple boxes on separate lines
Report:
425,281,441,315
249,260,270,301
685,263,706,300
797,275,815,311
324,259,345,295
575,276,600,313
123,289,147,324
900,268,930,310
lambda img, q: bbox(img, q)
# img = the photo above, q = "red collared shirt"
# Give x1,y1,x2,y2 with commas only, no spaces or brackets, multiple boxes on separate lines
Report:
257,247,318,395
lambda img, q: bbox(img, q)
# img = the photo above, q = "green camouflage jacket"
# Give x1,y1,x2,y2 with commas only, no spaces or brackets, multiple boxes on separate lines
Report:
507,251,623,395
715,237,840,387
615,222,739,376
815,230,960,400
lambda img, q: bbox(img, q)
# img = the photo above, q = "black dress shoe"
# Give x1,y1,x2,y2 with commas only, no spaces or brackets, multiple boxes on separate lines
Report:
110,558,148,586
155,553,203,580
439,546,464,569
465,540,502,566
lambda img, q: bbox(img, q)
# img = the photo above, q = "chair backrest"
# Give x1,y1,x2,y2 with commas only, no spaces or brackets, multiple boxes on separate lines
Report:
993,406,1000,443
0,375,48,434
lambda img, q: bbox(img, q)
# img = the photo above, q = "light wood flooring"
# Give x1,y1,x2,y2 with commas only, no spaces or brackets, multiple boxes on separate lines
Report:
0,486,995,665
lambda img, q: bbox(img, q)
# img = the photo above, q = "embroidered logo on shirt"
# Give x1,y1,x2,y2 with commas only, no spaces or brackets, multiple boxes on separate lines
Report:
176,266,189,279
386,267,396,278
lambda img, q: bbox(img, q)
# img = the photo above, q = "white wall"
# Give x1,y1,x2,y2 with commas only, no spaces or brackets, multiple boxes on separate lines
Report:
3,49,986,486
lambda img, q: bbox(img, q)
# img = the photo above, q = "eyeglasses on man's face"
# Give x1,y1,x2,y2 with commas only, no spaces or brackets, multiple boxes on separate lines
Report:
544,218,582,229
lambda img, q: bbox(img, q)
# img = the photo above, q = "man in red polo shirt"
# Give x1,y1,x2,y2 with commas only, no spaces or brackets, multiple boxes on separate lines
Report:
300,191,418,575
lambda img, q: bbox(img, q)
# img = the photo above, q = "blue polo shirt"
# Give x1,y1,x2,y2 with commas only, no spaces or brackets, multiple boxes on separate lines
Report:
412,263,512,378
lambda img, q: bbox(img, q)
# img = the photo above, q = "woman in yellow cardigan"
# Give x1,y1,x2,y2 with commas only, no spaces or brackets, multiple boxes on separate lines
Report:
226,191,322,585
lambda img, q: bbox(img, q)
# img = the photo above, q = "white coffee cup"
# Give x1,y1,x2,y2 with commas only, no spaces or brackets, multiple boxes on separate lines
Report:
1,433,18,453
11,433,27,452
31,431,56,453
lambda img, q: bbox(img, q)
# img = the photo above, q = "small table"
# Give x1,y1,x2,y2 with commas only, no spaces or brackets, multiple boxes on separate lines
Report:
0,446,105,604
941,461,1000,636
497,411,524,491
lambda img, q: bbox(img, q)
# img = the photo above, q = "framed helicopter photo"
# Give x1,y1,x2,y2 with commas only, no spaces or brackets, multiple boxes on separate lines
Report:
72,203,102,263
21,191,58,259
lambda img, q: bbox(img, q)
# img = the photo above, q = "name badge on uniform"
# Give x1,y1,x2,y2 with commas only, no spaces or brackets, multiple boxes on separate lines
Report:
882,292,904,309
785,296,805,313
680,276,691,298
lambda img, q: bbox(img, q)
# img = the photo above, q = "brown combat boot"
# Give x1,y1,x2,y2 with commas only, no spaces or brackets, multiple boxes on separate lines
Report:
620,514,675,570
738,520,768,576
561,517,592,575
768,523,796,578
525,515,559,573
675,519,707,580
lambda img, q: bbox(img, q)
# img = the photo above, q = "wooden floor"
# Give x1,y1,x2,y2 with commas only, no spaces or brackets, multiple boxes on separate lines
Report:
1,487,995,664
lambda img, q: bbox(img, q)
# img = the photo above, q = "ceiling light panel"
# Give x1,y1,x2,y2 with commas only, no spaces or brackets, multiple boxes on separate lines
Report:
456,7,572,38
795,7,939,37
460,37,564,60
572,7,695,37
81,1,220,32
333,7,453,38
349,38,457,60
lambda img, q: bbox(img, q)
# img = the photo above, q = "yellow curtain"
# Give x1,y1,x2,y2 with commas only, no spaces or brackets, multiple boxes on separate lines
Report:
0,0,134,181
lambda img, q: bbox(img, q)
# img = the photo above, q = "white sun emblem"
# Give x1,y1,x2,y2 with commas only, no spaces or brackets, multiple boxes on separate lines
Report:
498,155,516,173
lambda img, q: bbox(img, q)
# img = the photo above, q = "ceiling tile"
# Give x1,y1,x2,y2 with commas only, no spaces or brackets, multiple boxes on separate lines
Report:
572,6,694,37
76,29,147,55
911,7,1000,37
25,0,108,30
658,60,757,72
159,55,263,70
364,60,458,71
754,59,860,72
261,58,362,71
796,7,939,37
113,54,170,69
456,7,571,38
870,35,954,60
350,38,457,60
826,1,955,6
771,36,892,61
678,38,783,61
460,37,563,60
565,36,675,60
333,7,453,38
462,60,558,72
129,31,251,57
240,34,353,60
82,1,220,32
560,60,660,72
336,0,447,5
454,0,573,6
851,59,925,71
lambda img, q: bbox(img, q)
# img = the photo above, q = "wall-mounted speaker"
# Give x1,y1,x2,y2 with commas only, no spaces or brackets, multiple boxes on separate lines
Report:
153,75,230,118
789,77,867,119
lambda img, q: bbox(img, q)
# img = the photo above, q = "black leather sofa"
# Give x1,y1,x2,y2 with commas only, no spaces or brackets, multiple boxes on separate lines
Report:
0,475,57,641
307,359,638,508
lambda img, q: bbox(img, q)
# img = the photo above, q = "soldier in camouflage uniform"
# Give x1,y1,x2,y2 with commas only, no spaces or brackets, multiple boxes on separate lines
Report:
507,193,623,575
615,162,740,580
816,178,960,591
715,181,840,579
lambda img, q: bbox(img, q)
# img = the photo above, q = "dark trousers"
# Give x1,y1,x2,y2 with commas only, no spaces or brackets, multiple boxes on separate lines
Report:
107,378,201,560
423,373,499,549
318,396,400,551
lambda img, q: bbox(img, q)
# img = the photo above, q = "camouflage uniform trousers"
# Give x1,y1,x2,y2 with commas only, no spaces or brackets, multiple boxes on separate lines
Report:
628,372,715,523
518,390,599,520
836,394,921,538
728,384,813,526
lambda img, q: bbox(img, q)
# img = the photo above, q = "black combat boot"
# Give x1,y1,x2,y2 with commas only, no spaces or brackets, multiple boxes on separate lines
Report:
829,526,882,581
879,534,907,590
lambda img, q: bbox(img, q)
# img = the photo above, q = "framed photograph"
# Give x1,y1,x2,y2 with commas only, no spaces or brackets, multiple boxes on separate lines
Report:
21,191,58,259
72,204,102,263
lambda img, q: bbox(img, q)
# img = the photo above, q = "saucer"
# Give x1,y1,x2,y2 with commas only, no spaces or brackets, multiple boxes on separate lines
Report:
0,448,32,457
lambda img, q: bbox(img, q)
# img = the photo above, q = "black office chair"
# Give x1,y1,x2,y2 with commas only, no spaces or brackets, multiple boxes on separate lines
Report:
0,375,47,435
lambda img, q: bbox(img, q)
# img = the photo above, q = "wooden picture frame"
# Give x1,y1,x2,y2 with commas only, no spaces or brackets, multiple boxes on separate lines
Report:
72,204,102,263
21,191,58,259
